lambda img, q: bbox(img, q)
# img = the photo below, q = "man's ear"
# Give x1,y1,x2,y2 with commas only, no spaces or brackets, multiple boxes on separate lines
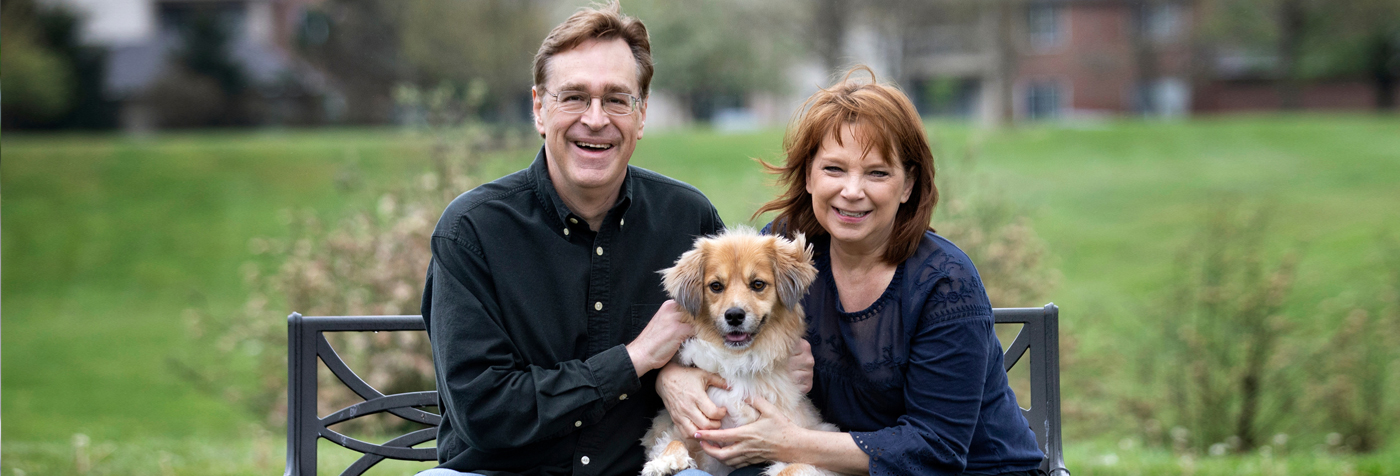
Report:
636,96,647,140
661,238,707,316
771,233,817,310
532,86,546,138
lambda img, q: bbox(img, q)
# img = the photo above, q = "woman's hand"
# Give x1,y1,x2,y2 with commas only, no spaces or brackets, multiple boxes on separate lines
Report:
694,394,802,468
656,361,729,436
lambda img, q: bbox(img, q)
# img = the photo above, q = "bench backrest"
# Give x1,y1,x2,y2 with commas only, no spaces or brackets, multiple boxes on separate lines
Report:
285,305,1067,476
995,304,1069,476
284,314,438,476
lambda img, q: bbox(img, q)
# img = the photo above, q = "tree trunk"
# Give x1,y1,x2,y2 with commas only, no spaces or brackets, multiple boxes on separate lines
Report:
1133,0,1160,116
813,0,851,74
1370,33,1398,110
991,0,1018,128
1277,0,1306,110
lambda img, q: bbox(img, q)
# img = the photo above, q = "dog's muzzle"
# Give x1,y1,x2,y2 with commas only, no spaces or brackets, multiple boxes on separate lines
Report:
724,307,746,327
721,307,762,348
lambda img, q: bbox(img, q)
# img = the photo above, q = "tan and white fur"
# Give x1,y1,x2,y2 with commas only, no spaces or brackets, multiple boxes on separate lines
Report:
641,228,838,476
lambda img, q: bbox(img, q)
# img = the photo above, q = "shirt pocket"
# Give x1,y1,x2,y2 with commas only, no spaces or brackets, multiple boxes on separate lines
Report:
627,303,663,342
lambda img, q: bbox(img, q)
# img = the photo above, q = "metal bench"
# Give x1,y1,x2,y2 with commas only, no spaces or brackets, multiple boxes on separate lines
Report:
284,305,1068,475
996,304,1070,476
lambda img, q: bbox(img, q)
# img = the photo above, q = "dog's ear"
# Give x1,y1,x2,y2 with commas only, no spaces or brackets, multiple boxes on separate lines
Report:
771,233,818,309
661,239,707,316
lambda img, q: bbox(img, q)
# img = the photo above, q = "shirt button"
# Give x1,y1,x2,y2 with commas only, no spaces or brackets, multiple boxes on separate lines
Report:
596,247,603,255
619,394,628,400
620,218,625,226
575,420,582,427
570,217,578,224
581,456,590,465
594,302,603,311
563,228,570,236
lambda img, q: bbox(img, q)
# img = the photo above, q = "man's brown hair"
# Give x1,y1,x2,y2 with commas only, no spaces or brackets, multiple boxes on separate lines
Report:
533,1,653,97
753,66,939,265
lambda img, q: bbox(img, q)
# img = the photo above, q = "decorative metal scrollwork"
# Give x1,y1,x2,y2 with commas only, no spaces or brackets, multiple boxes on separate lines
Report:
315,334,440,474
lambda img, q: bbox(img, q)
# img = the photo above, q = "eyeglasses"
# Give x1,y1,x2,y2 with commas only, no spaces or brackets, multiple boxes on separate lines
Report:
544,89,641,116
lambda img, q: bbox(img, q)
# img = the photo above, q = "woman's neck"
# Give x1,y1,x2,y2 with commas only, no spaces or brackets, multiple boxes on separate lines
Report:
828,240,897,312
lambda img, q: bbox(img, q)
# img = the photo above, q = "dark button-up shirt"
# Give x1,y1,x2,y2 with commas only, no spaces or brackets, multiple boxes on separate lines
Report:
421,147,724,476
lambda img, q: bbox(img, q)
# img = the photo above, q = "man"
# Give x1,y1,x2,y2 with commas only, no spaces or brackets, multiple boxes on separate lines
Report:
418,3,724,475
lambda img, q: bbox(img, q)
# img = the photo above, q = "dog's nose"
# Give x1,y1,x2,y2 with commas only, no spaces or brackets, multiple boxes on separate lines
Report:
724,308,746,327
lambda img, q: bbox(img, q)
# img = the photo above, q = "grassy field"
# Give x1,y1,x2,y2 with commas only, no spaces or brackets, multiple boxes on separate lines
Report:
4,115,1399,474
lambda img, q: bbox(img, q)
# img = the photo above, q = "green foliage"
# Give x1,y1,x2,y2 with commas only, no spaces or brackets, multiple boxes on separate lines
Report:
178,12,246,97
1,0,117,130
179,83,535,432
396,0,547,122
0,0,76,125
5,116,1400,474
627,0,804,120
1200,0,1400,83
0,31,75,121
1301,236,1400,453
933,139,1058,308
298,0,405,123
1142,205,1300,452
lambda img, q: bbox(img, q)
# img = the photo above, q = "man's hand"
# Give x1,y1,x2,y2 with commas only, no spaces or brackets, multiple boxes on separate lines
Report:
626,300,694,377
787,338,814,394
657,362,729,436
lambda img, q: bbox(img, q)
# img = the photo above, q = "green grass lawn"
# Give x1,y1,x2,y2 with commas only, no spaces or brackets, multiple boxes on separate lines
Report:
4,115,1399,474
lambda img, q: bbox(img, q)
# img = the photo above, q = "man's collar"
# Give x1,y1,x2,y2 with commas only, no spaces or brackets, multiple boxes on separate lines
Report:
530,146,634,228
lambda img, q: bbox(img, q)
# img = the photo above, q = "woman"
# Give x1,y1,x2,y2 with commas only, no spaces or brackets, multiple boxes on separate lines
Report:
658,67,1045,476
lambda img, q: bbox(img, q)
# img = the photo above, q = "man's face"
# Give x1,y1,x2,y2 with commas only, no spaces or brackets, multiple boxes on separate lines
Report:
533,38,647,194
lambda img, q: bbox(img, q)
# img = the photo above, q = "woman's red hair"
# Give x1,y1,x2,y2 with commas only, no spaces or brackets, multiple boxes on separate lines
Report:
753,66,938,264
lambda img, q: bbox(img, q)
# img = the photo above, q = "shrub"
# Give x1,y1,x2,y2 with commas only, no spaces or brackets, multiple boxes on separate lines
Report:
1302,236,1400,453
1139,204,1301,453
932,140,1058,308
182,83,491,430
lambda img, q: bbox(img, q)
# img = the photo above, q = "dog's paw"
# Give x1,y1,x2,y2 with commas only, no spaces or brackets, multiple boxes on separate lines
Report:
640,453,696,476
641,440,696,476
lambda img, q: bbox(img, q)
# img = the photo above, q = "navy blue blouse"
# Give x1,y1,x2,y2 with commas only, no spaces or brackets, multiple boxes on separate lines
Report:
800,231,1044,476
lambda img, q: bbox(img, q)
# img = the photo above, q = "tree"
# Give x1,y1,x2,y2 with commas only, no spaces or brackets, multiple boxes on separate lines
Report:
1,0,116,130
1324,0,1400,110
396,0,549,123
148,9,252,127
1145,205,1300,452
298,0,405,124
1,18,75,125
810,0,853,74
1201,0,1400,111
628,0,803,121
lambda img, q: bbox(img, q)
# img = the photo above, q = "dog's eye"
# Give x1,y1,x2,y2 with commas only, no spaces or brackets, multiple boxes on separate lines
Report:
709,282,724,293
750,280,767,292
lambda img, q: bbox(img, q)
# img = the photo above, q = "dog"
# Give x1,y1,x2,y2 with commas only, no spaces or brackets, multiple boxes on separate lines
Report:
641,227,838,476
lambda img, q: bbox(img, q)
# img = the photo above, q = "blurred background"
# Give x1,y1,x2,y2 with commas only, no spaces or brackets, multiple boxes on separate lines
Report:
3,0,1399,474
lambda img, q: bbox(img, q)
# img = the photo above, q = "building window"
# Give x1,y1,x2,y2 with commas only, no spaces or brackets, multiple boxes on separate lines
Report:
1135,77,1190,117
1025,81,1062,119
1027,4,1063,50
1139,2,1184,43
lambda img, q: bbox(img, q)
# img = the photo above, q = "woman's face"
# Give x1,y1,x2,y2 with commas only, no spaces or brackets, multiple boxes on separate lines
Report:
806,124,914,255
